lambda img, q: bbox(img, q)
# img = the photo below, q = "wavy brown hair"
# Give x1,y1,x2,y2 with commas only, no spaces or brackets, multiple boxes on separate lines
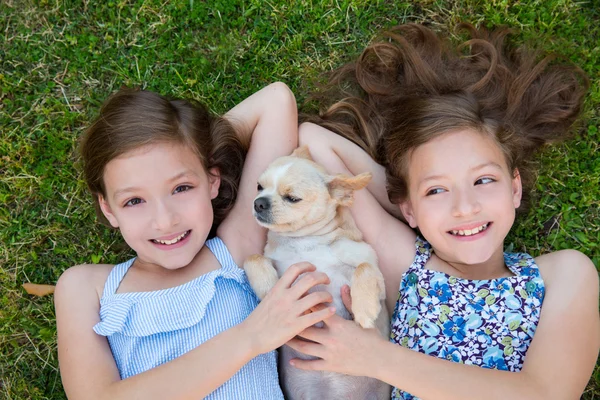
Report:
80,89,246,238
305,23,588,212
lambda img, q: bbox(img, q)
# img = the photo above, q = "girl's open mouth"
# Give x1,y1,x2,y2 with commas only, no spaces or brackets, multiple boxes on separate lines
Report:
150,230,191,246
448,222,491,237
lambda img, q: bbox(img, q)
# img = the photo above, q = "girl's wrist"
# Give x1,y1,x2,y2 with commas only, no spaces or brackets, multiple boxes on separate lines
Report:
230,322,261,361
237,318,268,358
368,335,394,382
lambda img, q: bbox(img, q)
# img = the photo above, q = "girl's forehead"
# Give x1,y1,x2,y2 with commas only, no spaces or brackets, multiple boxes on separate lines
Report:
408,130,509,180
103,142,206,190
113,141,197,161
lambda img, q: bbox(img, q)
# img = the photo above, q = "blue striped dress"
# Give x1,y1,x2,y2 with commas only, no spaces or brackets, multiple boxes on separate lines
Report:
93,237,284,399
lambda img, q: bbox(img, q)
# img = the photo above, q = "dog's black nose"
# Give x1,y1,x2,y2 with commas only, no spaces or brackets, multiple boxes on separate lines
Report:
254,197,271,213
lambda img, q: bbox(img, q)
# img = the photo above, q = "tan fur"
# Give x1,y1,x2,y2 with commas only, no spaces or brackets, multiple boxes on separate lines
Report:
351,263,387,328
290,145,313,160
244,152,391,400
333,207,363,242
243,254,279,300
328,172,372,207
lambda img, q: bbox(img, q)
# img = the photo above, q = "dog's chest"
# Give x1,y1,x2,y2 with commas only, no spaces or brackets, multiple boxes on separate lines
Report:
265,236,352,280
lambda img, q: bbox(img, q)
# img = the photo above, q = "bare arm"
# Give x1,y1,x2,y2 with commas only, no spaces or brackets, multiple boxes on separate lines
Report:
56,263,335,400
288,250,600,400
299,122,400,217
218,82,298,265
299,122,416,313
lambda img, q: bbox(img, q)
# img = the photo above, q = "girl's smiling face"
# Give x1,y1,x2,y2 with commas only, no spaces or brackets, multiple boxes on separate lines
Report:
98,142,220,271
400,129,522,267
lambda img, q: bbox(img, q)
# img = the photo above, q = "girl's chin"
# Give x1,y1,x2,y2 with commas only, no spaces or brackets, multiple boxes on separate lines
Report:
434,244,498,267
135,250,198,271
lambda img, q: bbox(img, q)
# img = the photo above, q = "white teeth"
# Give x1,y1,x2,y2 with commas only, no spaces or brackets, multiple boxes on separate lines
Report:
451,223,489,236
153,231,189,245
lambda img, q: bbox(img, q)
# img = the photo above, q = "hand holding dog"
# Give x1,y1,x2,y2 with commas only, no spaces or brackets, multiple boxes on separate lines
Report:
286,299,386,378
241,262,336,356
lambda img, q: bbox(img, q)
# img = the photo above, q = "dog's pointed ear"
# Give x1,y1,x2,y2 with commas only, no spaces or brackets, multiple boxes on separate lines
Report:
328,172,372,206
291,146,313,160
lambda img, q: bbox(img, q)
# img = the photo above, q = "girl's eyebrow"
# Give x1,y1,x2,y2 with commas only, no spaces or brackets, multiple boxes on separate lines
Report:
472,162,504,172
419,174,446,185
418,162,504,185
112,171,197,200
167,170,197,183
113,187,141,200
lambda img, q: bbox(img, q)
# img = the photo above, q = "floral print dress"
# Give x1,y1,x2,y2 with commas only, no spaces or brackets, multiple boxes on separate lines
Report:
390,237,545,399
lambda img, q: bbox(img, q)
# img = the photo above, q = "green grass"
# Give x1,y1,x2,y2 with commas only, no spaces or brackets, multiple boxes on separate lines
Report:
1,0,598,398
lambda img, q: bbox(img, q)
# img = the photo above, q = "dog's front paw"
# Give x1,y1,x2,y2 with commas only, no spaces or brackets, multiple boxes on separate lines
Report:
243,254,279,300
351,262,385,329
352,295,381,329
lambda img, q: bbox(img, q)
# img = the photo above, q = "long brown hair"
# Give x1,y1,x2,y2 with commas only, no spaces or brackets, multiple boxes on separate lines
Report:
305,23,588,211
80,89,246,238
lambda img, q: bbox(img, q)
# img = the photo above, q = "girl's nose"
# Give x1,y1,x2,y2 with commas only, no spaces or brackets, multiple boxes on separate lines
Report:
451,187,482,217
151,201,180,230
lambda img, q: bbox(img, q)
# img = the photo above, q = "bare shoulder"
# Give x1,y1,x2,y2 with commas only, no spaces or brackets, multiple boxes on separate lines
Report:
535,249,599,296
523,249,599,398
55,263,123,396
55,263,114,304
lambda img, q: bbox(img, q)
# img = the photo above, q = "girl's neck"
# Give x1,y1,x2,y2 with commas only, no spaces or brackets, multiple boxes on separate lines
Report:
119,245,220,293
430,245,514,280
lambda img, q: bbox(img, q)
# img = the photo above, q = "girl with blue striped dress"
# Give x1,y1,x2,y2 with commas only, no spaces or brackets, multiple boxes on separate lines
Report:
55,83,336,399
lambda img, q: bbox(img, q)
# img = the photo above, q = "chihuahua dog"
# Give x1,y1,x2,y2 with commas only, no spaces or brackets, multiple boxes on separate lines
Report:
244,147,391,400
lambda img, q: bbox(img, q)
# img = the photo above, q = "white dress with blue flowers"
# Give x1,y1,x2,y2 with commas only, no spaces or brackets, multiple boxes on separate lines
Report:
390,237,545,399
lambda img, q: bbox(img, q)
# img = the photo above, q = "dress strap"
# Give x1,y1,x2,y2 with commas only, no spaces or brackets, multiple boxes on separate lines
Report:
205,237,239,271
101,258,135,298
503,252,541,278
410,236,433,271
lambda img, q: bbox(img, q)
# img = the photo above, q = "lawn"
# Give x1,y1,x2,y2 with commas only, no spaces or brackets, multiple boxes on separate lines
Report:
0,0,598,398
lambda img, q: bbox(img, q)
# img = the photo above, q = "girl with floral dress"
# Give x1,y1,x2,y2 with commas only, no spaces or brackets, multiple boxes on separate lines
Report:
292,23,600,399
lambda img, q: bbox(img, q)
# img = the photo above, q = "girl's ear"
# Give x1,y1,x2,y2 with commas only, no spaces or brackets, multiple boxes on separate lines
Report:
208,167,221,200
98,195,119,228
399,200,418,228
512,168,522,209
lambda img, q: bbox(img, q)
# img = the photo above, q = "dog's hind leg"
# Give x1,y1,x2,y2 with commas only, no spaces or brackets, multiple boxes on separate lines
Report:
243,254,279,300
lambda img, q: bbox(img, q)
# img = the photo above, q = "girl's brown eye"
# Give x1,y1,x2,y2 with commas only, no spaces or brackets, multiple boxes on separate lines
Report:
174,185,192,194
125,198,143,207
426,188,445,196
475,177,495,185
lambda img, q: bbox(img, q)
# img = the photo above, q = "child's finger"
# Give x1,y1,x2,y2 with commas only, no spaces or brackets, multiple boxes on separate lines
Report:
296,291,333,314
309,303,329,313
289,357,327,371
289,271,330,298
296,326,324,342
276,262,316,289
286,338,323,359
300,305,336,327
341,284,353,314
317,311,345,327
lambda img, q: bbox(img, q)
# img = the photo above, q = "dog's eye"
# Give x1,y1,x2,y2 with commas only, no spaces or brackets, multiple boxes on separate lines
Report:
284,195,301,203
257,183,263,191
